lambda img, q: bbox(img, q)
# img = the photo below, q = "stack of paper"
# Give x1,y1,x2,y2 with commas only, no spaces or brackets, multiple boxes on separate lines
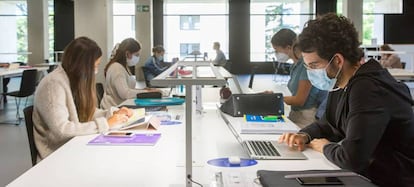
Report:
240,114,299,134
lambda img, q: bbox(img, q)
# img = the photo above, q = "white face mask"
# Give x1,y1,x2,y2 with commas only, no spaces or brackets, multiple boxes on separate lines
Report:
127,55,140,66
275,52,290,62
306,56,342,91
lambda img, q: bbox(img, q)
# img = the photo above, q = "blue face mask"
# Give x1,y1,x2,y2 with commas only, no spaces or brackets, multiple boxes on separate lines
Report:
306,56,342,91
157,56,164,61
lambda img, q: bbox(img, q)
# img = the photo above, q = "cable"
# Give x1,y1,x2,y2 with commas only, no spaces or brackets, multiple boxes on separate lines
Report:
187,174,203,187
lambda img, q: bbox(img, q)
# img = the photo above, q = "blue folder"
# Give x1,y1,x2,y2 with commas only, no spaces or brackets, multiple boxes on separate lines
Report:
134,97,185,107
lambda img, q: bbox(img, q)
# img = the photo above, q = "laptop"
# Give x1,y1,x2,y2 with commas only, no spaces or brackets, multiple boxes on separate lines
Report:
218,108,307,160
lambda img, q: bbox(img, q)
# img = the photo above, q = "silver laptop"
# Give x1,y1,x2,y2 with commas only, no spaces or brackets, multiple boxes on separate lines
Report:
219,108,307,160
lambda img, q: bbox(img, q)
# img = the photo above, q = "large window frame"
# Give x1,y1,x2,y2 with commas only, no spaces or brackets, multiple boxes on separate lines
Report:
163,0,229,62
250,0,315,62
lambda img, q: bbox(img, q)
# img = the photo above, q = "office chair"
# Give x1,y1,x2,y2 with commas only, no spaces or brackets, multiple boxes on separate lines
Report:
4,69,38,124
96,83,104,107
401,62,406,69
23,105,38,166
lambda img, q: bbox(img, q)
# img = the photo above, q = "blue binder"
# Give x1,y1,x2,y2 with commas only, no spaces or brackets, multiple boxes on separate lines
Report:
134,97,185,107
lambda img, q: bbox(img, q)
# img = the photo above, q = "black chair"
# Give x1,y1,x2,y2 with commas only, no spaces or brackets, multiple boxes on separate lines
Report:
23,105,38,166
401,62,406,69
96,83,104,107
4,69,38,123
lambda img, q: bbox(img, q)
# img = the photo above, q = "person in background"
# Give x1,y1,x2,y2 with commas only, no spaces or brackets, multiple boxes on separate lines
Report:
143,45,172,87
271,29,327,128
101,38,160,109
33,37,132,160
212,42,227,66
279,13,414,186
379,44,403,68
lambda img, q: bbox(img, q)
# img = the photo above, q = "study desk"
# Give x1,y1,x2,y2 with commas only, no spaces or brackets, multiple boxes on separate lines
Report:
7,101,339,187
387,68,414,81
0,67,49,109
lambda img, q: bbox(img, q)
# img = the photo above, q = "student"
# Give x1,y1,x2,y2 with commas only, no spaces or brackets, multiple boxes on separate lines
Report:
33,37,131,160
271,29,327,128
379,44,403,68
279,13,414,186
142,45,171,86
212,42,227,66
101,38,160,109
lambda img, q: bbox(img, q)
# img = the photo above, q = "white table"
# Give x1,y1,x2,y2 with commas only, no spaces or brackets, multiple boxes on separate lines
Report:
7,100,339,187
387,68,414,81
0,67,49,109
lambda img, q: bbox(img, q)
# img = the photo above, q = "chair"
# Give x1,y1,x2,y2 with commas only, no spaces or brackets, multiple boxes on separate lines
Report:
23,105,38,166
401,62,406,69
3,69,38,124
96,83,104,107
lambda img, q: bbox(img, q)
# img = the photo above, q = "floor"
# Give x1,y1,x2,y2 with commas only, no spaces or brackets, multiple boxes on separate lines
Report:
0,77,33,187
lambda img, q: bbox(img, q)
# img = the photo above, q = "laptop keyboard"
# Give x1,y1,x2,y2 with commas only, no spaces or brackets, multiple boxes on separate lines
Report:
248,141,281,157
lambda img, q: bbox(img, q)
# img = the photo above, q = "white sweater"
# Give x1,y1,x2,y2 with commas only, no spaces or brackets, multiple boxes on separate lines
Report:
33,66,112,160
100,63,145,109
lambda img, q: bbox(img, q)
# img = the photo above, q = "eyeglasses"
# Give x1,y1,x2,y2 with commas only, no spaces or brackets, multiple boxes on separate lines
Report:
303,55,336,70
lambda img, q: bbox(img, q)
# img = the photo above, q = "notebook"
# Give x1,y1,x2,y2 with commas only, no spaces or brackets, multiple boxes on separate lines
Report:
240,114,300,134
219,109,307,160
87,133,161,146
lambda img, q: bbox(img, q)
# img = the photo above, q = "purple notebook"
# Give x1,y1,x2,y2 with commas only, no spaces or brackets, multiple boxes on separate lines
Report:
87,133,161,146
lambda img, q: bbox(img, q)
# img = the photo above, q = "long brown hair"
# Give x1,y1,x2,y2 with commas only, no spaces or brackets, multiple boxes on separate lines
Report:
104,38,141,76
61,37,102,122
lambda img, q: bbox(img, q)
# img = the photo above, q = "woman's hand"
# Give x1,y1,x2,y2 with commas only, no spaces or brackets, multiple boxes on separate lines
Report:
114,107,133,117
309,138,330,153
107,113,129,128
278,132,308,151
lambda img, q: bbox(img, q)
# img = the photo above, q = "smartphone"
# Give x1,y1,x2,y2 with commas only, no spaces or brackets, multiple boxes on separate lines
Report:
296,177,344,185
103,132,134,137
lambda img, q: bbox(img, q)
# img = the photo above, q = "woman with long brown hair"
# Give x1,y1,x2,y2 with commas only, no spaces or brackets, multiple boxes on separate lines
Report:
33,37,130,161
101,38,160,109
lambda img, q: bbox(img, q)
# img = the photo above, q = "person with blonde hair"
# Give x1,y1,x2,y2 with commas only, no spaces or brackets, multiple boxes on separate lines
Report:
101,38,160,109
33,37,131,160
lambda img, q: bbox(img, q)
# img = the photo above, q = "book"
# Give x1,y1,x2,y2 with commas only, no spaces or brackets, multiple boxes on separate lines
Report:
240,115,299,134
244,114,285,123
134,97,185,107
109,108,146,130
87,133,161,146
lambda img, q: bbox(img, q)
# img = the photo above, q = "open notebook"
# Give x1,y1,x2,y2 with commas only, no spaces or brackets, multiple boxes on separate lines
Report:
110,108,161,131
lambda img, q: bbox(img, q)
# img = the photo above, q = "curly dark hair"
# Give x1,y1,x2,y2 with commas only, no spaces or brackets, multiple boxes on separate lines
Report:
298,13,360,65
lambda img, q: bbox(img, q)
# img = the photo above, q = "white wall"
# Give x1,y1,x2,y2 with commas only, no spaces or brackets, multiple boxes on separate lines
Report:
74,0,113,84
135,0,153,81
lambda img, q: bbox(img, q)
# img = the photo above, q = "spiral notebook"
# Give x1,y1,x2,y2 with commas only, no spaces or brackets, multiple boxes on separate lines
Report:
87,133,161,146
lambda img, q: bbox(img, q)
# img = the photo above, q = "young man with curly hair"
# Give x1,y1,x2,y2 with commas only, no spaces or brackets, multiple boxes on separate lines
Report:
279,13,414,186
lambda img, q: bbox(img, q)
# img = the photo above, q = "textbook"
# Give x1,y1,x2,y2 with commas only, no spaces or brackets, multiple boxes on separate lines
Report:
240,114,299,134
87,133,161,146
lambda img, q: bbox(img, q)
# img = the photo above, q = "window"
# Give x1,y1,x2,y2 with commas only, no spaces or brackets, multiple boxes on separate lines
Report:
0,1,28,62
113,0,135,44
180,43,200,56
337,0,403,45
250,0,315,62
164,0,229,61
180,15,200,30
